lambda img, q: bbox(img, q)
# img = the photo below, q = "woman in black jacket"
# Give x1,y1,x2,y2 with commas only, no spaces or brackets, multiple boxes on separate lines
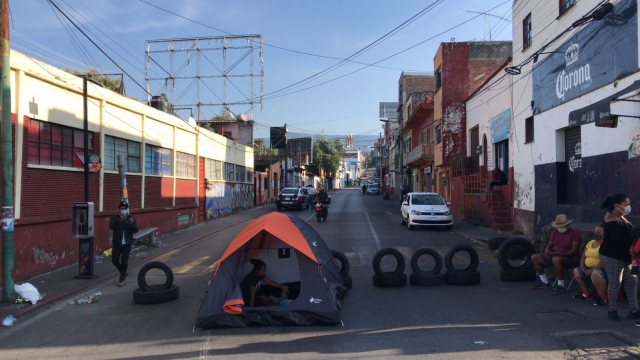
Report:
598,194,637,321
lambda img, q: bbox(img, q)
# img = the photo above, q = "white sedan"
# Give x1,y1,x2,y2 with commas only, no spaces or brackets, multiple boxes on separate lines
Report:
400,192,453,230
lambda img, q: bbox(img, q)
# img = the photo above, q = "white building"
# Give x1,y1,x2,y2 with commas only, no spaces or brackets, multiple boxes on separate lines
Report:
511,0,640,235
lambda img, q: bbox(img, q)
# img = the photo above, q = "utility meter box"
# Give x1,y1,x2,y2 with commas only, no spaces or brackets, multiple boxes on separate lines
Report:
72,202,94,239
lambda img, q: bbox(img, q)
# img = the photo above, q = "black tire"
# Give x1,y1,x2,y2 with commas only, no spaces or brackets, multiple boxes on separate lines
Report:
372,248,406,276
487,237,510,250
407,216,414,230
444,244,479,273
500,268,537,282
410,248,443,276
343,274,353,289
137,261,174,292
330,250,350,278
317,215,321,222
497,238,535,270
133,285,180,304
372,273,407,288
444,270,481,286
401,215,406,225
506,247,528,260
409,273,445,286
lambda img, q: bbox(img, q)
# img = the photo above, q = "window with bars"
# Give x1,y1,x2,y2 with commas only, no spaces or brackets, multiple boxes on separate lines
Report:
104,136,140,172
176,152,196,178
28,118,93,168
144,144,172,176
525,116,535,143
559,0,575,16
236,165,245,182
435,66,442,92
523,13,532,49
435,125,442,145
205,159,223,181
224,162,235,181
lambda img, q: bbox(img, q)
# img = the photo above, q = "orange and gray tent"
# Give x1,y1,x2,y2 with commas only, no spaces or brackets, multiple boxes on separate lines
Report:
194,212,348,328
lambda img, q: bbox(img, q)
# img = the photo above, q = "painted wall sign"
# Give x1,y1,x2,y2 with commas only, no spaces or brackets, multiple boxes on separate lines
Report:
490,108,511,144
569,142,582,173
630,134,640,159
533,0,638,114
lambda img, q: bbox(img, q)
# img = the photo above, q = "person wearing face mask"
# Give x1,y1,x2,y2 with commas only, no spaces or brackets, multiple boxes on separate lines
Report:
531,214,581,294
572,225,608,305
598,193,638,321
109,201,139,286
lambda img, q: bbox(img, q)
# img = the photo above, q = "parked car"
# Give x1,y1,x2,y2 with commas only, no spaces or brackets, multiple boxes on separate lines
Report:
366,183,380,195
276,187,309,211
400,192,452,230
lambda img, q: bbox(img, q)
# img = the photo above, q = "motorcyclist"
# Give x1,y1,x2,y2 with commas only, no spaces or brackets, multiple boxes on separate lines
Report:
314,187,329,217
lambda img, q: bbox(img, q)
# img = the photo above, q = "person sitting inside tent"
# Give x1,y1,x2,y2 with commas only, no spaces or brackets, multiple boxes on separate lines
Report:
241,259,292,307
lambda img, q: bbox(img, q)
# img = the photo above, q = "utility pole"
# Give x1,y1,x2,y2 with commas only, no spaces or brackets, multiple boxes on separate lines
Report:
284,123,288,188
1,0,14,303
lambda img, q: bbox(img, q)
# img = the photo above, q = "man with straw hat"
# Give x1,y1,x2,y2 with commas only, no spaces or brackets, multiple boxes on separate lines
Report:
530,214,582,294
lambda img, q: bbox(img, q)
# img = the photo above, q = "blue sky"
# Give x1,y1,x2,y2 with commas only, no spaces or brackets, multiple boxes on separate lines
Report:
12,0,512,146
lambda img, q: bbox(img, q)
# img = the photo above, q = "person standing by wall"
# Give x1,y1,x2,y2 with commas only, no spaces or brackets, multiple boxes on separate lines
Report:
598,194,638,321
109,201,139,286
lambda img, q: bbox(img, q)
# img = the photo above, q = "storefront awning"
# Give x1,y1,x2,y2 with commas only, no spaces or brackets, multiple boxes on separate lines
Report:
568,80,640,128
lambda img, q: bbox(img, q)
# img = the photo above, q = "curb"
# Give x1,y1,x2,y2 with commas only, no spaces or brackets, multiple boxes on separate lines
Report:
6,216,254,320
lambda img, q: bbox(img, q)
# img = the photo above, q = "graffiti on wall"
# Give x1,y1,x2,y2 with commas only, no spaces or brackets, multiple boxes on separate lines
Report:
205,181,254,220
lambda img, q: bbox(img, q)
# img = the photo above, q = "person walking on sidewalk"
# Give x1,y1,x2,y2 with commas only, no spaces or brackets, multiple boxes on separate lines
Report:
109,201,139,286
598,194,639,321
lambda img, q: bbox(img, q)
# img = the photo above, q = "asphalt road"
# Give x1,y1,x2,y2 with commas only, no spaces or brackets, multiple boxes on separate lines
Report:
1,185,640,359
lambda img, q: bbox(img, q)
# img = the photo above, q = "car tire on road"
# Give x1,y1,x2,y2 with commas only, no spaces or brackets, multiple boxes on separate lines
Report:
372,248,406,276
444,270,481,286
330,250,350,278
133,285,180,304
406,216,414,230
444,244,479,273
497,238,535,270
500,268,537,282
401,215,406,225
372,273,407,288
409,273,445,286
137,261,174,292
487,237,510,250
410,248,443,276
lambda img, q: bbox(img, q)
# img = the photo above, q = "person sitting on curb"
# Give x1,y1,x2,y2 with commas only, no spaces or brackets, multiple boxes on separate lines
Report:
531,214,581,294
572,225,608,306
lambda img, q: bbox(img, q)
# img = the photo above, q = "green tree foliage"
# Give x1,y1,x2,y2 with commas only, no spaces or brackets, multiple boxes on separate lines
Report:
66,67,123,94
313,137,345,176
253,138,277,156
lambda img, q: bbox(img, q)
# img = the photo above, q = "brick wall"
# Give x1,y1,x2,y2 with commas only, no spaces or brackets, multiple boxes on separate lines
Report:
144,176,174,208
175,178,196,206
198,156,206,222
103,173,142,211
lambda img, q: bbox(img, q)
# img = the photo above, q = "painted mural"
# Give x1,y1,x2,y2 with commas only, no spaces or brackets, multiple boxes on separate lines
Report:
205,181,254,220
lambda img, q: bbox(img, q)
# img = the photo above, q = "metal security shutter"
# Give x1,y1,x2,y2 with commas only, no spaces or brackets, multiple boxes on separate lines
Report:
563,126,581,204
470,127,480,174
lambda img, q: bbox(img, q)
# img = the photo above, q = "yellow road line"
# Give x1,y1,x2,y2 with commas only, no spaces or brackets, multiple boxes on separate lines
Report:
173,256,209,274
202,260,219,273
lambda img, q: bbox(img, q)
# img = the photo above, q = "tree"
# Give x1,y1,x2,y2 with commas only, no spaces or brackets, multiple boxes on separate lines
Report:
313,137,345,176
66,67,123,94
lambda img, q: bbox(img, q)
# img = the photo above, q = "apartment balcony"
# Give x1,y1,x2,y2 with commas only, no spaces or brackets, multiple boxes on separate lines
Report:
406,144,434,165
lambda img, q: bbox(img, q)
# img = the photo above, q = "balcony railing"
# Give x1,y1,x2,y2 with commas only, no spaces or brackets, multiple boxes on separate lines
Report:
406,144,434,164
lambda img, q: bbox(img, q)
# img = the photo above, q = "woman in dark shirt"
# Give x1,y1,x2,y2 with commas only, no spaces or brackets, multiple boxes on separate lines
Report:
240,259,289,307
598,193,637,321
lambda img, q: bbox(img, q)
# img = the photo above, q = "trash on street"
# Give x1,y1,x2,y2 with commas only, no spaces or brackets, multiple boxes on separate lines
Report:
1,315,16,327
14,282,40,305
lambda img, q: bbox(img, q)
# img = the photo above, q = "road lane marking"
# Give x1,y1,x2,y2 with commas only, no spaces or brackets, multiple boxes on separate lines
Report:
199,330,211,358
304,212,316,222
202,260,219,273
364,212,381,250
173,256,209,274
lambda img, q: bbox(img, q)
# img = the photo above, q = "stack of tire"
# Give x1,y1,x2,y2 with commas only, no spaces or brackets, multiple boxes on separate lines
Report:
409,248,445,286
133,261,180,304
372,248,407,287
492,237,537,282
443,244,481,286
330,250,352,289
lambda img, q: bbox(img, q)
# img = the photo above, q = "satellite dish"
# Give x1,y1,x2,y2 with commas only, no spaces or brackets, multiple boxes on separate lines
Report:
187,117,197,127
236,113,248,122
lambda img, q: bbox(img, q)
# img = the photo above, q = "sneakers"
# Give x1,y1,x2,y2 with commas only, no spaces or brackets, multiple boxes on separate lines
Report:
627,310,640,320
117,274,127,287
593,296,609,307
552,285,566,295
609,311,621,321
573,292,591,300
531,280,551,289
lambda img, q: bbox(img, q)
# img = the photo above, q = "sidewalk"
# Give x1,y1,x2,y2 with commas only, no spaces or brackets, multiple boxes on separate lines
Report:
452,218,524,244
0,204,275,322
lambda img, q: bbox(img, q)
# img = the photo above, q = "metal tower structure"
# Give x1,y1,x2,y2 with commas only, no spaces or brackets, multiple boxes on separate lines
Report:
145,35,264,121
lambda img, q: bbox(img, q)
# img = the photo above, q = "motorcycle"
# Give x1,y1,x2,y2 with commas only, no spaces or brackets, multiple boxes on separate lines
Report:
315,201,328,222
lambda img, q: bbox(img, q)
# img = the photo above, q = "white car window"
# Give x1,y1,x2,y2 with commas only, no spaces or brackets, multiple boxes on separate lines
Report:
412,194,445,205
